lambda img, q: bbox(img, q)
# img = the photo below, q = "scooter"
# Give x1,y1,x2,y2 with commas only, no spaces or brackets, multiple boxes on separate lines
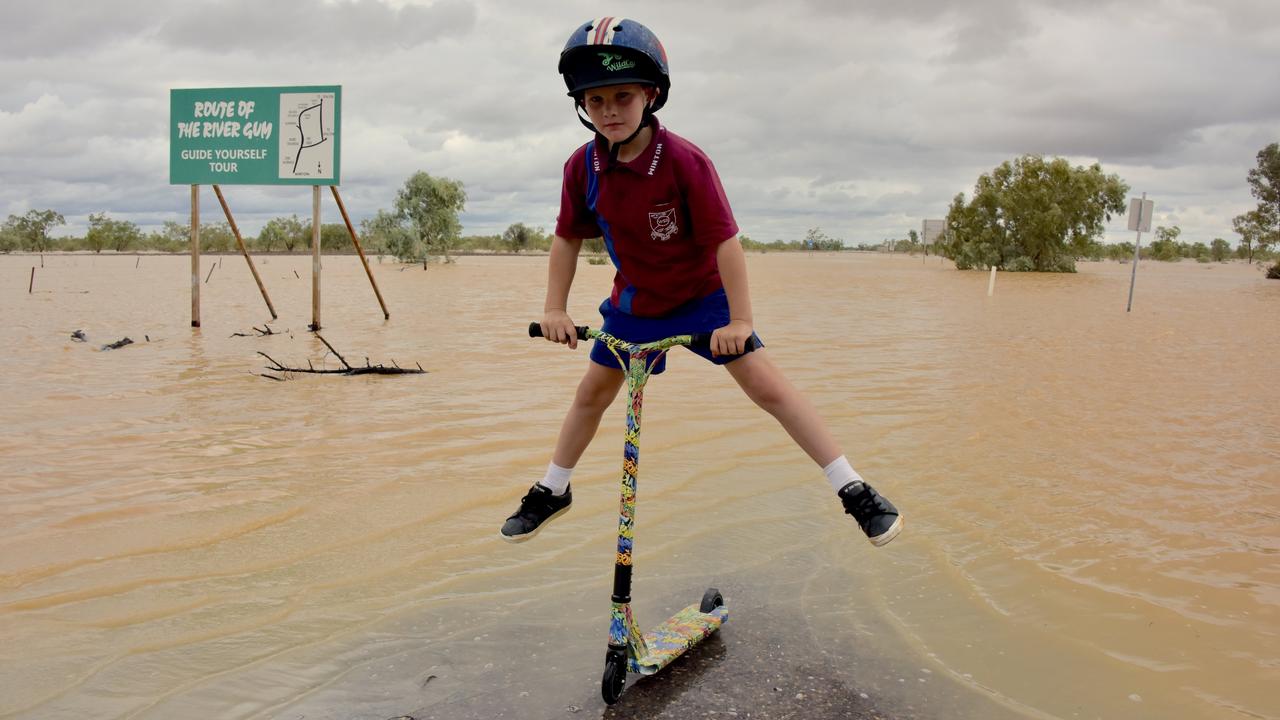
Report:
528,322,755,704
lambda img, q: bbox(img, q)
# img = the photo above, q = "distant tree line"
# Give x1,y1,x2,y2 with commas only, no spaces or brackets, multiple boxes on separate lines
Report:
0,210,373,255
6,145,1277,280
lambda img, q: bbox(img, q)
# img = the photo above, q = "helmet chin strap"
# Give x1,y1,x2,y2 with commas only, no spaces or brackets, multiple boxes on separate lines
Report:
573,100,656,164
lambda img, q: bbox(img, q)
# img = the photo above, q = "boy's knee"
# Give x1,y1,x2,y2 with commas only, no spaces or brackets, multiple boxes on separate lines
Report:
575,371,621,409
747,384,787,414
735,367,791,414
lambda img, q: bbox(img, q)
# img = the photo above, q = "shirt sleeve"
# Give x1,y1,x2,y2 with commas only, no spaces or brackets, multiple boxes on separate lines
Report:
554,146,602,240
680,150,739,247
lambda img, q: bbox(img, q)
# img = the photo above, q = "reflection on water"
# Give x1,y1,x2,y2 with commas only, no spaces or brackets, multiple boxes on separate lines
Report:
1,253,1276,719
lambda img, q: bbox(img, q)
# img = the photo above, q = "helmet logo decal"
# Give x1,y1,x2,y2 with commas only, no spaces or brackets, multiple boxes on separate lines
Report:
598,52,636,72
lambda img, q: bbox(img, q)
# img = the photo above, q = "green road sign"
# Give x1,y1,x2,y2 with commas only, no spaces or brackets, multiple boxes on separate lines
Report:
170,85,341,185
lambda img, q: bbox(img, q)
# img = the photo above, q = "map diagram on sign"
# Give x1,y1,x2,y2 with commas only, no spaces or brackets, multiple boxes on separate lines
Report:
279,92,336,179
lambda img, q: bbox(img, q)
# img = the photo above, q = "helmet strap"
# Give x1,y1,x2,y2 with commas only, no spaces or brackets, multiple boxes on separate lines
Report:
607,106,654,163
574,102,595,133
573,99,656,165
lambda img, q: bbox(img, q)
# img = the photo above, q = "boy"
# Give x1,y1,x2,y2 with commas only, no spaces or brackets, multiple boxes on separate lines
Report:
500,17,902,547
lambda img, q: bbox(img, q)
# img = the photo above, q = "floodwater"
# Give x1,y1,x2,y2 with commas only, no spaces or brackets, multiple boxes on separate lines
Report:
1,252,1276,720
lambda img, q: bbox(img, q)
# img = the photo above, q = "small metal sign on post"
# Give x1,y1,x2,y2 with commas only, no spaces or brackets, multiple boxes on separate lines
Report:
1125,193,1154,312
922,219,945,263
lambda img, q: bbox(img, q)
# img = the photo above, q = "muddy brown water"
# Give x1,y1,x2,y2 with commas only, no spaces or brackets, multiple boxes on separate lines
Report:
1,252,1276,719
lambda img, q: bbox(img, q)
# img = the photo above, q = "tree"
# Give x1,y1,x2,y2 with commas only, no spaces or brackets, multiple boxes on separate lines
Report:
942,155,1129,272
200,222,235,253
803,227,842,251
395,172,467,263
1109,241,1135,262
1210,238,1231,262
1247,143,1280,226
260,214,308,252
0,224,19,253
4,209,66,252
319,222,353,252
148,221,190,252
1232,210,1268,264
361,209,419,262
256,215,306,252
502,222,536,253
1150,225,1183,261
1245,143,1280,278
85,212,143,253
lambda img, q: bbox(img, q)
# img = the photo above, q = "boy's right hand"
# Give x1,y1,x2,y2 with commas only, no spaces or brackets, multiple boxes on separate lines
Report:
540,310,579,349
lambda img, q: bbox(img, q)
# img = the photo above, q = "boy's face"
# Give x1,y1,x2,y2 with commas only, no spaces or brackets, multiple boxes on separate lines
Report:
581,83,657,144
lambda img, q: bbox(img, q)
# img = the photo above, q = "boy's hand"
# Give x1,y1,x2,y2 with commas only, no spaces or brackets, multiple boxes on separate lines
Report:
710,319,753,357
541,309,579,349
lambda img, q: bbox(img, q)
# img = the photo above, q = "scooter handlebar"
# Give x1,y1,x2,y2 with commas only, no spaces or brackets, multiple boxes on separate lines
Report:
527,322,758,353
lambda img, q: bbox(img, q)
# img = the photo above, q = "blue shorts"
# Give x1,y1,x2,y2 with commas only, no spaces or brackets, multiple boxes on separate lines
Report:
589,289,764,375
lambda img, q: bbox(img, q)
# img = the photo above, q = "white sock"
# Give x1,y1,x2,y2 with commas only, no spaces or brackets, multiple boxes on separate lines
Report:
539,461,574,495
823,455,865,493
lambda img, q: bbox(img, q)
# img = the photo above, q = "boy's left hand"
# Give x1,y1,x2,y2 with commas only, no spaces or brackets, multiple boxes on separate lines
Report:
710,319,754,357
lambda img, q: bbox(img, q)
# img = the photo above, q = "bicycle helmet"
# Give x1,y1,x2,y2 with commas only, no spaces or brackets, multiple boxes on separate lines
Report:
559,17,670,111
558,18,670,159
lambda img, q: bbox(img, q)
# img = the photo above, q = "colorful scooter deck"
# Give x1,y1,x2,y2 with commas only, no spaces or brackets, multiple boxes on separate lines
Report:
634,604,729,675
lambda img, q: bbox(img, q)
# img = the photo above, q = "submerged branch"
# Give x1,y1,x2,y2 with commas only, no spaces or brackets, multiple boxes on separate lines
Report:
257,335,426,379
231,324,285,338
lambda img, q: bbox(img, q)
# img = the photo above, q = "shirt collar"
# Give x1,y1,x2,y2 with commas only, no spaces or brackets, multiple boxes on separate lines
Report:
594,116,665,174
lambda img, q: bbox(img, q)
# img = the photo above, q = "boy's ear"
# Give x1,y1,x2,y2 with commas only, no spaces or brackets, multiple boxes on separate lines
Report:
645,86,660,107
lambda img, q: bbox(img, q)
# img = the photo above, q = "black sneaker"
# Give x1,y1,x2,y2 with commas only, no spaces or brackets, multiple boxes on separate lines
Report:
499,483,572,543
838,481,902,547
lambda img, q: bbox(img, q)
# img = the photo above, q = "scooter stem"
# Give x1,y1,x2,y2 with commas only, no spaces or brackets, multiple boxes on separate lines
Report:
607,349,658,661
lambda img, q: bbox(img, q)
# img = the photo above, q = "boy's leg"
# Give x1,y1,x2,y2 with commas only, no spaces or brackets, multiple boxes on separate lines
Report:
500,361,625,542
551,361,626,470
722,349,838,464
723,350,902,546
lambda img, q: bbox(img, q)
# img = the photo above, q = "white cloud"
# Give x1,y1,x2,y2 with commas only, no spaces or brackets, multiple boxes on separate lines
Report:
1,0,1277,245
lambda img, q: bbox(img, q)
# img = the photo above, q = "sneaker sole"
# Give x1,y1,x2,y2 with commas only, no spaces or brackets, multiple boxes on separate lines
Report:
868,515,903,547
498,504,571,544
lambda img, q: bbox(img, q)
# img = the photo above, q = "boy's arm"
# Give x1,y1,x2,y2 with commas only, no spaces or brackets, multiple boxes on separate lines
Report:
711,236,754,357
542,234,584,348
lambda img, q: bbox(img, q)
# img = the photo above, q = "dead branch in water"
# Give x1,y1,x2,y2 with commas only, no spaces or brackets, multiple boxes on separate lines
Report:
258,334,425,379
231,324,286,338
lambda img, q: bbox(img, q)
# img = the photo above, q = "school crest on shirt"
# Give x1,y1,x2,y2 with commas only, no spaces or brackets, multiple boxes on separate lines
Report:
649,208,678,242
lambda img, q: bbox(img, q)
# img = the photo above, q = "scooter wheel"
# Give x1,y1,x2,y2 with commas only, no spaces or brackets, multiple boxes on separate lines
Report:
699,587,724,613
601,648,627,705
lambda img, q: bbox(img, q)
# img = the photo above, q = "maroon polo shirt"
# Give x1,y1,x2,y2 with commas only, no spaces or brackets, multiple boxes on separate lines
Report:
555,118,739,317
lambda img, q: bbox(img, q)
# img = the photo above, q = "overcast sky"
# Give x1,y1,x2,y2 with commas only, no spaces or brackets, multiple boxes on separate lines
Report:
2,0,1278,246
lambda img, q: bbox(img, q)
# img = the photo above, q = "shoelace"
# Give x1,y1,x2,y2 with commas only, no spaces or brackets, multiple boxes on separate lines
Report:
518,490,557,518
844,489,885,518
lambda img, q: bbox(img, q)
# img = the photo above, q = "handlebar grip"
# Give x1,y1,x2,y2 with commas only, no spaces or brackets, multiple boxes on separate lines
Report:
529,322,591,340
688,333,759,354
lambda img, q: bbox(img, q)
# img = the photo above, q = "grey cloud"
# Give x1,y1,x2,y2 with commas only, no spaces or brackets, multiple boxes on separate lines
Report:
0,0,165,59
157,0,477,53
